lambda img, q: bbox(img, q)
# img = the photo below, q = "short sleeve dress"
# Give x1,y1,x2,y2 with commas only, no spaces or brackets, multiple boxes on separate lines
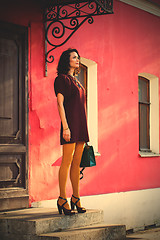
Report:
54,74,89,145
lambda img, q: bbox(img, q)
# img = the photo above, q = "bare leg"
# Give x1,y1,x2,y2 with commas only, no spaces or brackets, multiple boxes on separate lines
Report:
70,142,85,207
58,143,75,209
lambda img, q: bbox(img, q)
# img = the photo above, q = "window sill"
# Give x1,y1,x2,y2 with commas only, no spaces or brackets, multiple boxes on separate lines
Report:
139,151,160,157
95,152,101,157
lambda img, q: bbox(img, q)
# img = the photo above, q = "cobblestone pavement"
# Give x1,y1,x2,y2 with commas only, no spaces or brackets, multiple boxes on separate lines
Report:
126,227,160,240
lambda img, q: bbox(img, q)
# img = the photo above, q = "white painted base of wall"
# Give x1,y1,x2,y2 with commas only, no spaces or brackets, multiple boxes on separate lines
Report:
31,188,160,231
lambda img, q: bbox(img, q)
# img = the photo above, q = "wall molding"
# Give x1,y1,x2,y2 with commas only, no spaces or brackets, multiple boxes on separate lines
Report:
119,0,160,17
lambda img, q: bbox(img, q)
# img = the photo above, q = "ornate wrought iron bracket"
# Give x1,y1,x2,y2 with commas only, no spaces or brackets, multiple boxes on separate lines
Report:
44,0,113,74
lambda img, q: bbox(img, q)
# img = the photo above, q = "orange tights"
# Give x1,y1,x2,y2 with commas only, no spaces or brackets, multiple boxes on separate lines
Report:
59,142,84,201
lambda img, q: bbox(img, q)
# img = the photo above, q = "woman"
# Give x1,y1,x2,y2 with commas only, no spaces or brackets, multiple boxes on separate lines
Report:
54,48,89,215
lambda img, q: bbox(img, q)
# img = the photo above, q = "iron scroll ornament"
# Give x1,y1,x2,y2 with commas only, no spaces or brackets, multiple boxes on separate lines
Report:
44,0,113,64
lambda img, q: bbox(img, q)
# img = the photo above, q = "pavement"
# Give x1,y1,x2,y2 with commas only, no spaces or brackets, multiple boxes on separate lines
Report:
126,227,160,240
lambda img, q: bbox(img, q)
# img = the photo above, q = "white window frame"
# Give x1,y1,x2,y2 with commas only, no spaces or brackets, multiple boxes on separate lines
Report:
138,73,159,157
81,57,100,156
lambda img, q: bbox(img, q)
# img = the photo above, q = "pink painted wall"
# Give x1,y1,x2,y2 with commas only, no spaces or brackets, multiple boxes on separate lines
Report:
1,0,160,205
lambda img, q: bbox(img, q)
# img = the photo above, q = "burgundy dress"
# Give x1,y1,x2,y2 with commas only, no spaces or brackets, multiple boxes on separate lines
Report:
54,74,89,145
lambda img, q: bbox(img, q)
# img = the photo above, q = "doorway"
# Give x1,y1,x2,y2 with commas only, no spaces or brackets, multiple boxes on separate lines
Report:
0,22,29,211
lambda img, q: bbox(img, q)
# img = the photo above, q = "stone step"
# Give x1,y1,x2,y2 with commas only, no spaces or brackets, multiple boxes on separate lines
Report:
0,208,103,237
38,224,126,240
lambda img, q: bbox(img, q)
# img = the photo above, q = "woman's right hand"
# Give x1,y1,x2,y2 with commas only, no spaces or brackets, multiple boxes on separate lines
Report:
63,128,71,142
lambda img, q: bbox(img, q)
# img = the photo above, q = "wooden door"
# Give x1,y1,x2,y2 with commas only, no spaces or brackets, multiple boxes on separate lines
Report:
0,22,28,211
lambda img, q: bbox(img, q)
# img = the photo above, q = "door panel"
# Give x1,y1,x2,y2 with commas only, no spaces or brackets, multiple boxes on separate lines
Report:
0,22,28,211
0,155,25,188
0,38,19,141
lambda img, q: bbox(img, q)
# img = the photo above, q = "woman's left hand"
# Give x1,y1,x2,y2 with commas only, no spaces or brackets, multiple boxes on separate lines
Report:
63,128,71,142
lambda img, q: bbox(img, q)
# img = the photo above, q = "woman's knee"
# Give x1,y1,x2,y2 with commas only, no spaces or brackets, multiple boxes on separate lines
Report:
73,142,84,160
71,158,80,168
63,143,75,155
61,143,76,167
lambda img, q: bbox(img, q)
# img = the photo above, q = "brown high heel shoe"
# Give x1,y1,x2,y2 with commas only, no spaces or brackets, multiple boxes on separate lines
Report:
70,195,86,213
57,196,75,215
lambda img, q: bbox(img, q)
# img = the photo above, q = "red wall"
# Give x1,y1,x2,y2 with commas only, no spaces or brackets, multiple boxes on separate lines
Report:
1,0,160,205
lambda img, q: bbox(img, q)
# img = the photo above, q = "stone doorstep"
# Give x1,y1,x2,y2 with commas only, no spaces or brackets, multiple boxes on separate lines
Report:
38,224,126,240
0,234,33,240
0,208,103,235
0,225,126,240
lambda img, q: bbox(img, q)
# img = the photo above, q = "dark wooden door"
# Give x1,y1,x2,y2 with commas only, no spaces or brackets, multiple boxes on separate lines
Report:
0,22,28,211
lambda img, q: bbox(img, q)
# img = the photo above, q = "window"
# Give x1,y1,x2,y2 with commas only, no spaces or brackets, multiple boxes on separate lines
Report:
138,73,159,157
78,63,87,90
78,57,100,155
138,76,150,151
77,63,87,106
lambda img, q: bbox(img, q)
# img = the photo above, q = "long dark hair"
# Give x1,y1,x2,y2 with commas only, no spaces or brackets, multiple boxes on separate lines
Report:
57,48,80,75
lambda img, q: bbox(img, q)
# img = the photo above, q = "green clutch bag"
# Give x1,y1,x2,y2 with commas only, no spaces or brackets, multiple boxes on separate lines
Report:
80,144,96,179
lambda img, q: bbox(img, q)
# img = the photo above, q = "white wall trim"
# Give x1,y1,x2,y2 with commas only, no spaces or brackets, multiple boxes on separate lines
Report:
119,0,160,17
80,57,99,154
32,188,160,231
138,73,159,155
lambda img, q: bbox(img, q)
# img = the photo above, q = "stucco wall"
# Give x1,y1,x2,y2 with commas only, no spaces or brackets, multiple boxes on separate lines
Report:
28,0,160,203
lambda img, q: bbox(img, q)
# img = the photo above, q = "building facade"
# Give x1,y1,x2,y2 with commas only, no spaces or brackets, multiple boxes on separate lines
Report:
0,0,160,230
